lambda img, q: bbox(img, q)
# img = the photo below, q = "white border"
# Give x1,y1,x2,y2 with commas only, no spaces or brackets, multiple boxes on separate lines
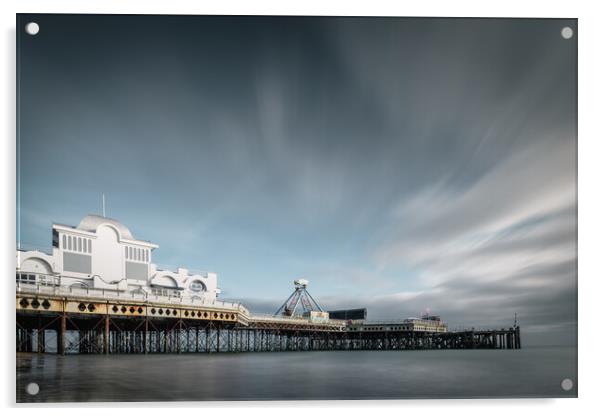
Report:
2,1,600,414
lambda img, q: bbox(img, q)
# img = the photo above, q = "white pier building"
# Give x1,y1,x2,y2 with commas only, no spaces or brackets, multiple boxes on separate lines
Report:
16,214,222,305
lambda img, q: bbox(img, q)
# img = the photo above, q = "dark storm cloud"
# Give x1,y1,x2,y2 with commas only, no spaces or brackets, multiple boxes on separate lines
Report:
18,15,576,345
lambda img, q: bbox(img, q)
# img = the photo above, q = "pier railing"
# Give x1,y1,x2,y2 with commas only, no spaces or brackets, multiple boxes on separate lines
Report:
154,264,210,278
16,281,249,314
248,313,347,326
17,245,54,256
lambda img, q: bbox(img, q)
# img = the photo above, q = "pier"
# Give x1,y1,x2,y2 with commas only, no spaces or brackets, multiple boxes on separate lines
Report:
15,214,521,355
16,283,520,354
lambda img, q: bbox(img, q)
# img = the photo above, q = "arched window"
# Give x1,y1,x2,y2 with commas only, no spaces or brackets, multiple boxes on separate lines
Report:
190,280,207,292
62,235,66,249
68,236,72,250
77,237,82,252
69,282,89,290
130,287,147,298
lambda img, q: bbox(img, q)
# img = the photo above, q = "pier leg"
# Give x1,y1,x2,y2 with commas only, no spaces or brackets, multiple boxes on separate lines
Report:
185,327,189,353
154,327,159,353
205,325,210,353
58,313,66,355
36,316,44,354
37,329,45,354
25,329,33,352
217,326,220,353
104,316,110,354
144,318,148,354
96,323,102,354
177,320,182,354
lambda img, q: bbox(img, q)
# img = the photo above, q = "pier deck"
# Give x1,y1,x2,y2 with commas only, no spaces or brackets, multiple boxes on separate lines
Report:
16,286,520,354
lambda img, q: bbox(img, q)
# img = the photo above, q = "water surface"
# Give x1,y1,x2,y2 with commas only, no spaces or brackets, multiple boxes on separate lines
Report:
16,347,577,402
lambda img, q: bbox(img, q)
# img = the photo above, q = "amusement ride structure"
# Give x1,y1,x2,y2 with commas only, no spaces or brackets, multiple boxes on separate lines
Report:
274,279,324,317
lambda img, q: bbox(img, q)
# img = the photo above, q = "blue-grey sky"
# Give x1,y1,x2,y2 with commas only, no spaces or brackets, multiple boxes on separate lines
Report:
17,15,576,345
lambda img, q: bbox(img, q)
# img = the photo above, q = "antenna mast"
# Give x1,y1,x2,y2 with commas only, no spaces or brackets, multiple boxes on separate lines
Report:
102,193,106,217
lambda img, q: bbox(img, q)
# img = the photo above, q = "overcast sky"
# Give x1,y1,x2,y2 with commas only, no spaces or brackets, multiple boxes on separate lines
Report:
17,15,576,346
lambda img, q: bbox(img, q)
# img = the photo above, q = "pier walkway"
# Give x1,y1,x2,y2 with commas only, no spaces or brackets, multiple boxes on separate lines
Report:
16,283,520,354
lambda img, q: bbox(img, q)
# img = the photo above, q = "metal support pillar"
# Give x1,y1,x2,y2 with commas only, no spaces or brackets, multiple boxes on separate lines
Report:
57,314,66,355
216,326,220,353
143,317,148,354
177,320,182,354
37,328,45,354
205,325,210,353
104,315,110,354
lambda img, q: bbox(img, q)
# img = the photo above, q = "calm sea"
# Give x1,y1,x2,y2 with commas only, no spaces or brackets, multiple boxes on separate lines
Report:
16,347,577,402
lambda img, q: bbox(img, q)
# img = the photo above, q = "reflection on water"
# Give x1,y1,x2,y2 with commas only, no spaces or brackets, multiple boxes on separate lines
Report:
17,347,577,402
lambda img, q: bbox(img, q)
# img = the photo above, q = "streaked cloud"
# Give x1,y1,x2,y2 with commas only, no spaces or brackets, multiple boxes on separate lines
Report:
18,16,576,345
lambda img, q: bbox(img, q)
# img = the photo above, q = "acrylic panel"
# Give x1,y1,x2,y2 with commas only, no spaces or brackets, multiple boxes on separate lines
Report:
15,14,577,402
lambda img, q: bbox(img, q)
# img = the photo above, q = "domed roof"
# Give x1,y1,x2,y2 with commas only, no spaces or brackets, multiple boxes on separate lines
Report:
77,214,135,240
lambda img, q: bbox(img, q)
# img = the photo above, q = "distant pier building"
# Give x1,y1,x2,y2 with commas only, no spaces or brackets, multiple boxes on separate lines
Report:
327,308,367,321
348,315,448,333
